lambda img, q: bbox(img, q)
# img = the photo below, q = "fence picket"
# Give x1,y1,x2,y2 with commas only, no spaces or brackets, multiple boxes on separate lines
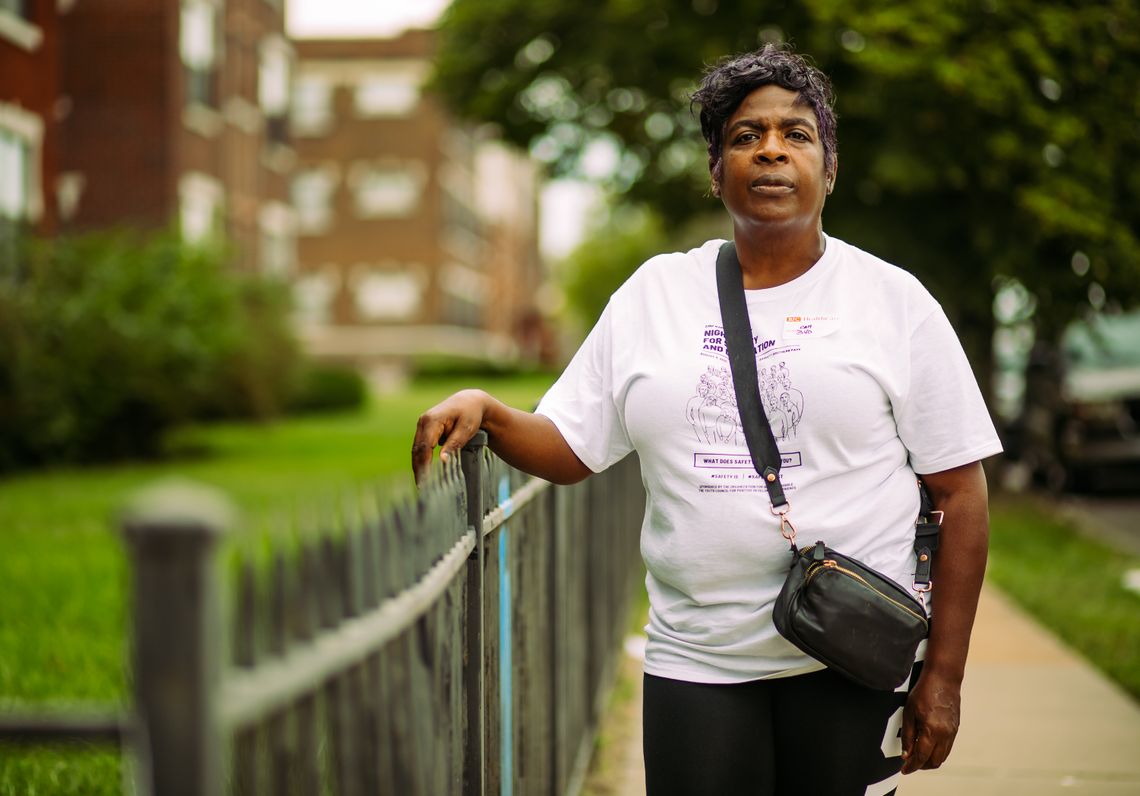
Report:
294,695,319,796
482,525,502,796
352,660,381,796
461,433,487,796
234,725,259,796
360,511,380,611
342,498,364,620
264,710,289,796
389,629,419,793
119,482,228,796
295,542,318,644
368,651,395,794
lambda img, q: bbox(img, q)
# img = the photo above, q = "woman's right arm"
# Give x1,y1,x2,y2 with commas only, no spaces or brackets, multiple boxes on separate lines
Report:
411,389,592,487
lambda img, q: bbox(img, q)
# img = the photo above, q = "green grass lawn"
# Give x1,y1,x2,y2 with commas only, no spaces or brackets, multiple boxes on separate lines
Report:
987,494,1140,700
0,373,554,793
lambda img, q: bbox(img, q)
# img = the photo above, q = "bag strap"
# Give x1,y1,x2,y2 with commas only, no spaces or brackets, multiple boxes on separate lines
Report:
715,241,796,548
913,481,942,595
714,240,940,585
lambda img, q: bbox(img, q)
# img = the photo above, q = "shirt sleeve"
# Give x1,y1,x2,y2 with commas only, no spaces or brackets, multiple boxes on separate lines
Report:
895,307,1004,474
535,301,635,473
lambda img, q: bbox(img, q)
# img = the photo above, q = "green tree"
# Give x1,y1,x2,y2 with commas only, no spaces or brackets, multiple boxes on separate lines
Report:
433,0,1140,382
558,203,729,329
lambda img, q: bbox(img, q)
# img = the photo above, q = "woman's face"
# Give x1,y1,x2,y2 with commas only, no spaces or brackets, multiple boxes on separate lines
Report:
715,85,834,234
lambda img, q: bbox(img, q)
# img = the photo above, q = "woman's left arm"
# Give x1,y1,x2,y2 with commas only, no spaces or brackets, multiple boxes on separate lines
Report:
900,460,990,774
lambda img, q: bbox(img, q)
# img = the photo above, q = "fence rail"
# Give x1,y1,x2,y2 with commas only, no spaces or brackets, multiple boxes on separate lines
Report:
0,432,646,796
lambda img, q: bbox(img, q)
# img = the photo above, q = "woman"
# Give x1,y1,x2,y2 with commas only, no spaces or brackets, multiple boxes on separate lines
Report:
412,44,1002,795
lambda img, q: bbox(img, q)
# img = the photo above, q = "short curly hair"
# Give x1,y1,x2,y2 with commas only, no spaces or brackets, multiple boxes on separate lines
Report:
690,43,837,189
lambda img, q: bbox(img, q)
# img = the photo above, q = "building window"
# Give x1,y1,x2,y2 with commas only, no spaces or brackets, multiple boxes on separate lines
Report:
0,0,42,52
56,172,85,222
348,161,426,219
292,167,337,234
350,267,423,321
353,61,426,118
0,130,31,222
259,37,292,147
291,74,332,137
354,78,418,118
0,103,43,225
294,269,337,325
181,0,220,108
179,172,223,244
259,202,296,277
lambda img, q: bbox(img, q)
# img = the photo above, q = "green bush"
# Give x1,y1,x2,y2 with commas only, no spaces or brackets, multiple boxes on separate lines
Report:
198,275,301,421
410,353,555,380
288,363,369,414
0,229,301,470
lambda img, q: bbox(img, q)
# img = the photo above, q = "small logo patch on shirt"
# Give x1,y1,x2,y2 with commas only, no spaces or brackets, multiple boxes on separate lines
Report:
784,314,840,338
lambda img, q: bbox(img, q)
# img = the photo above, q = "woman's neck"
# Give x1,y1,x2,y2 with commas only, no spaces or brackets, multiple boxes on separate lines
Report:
733,225,826,290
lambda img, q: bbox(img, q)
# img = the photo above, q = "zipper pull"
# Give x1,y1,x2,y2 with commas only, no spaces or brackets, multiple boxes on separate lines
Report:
811,542,826,562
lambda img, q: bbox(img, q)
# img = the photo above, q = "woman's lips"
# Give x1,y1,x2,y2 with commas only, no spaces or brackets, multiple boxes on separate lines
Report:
750,175,794,194
751,183,794,195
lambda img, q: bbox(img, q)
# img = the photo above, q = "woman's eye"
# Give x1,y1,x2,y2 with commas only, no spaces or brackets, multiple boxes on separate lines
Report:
788,131,810,141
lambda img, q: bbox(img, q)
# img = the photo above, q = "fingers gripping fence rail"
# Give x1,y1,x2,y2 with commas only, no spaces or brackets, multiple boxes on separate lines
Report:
0,432,646,796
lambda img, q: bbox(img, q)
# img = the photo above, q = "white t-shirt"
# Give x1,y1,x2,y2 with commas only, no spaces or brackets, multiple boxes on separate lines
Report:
536,236,1003,683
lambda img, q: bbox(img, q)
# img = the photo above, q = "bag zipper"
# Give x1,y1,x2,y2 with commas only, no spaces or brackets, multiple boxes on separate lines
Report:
805,560,929,626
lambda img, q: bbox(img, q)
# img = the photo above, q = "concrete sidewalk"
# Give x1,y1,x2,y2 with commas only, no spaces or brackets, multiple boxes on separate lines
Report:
583,585,1140,795
903,587,1140,795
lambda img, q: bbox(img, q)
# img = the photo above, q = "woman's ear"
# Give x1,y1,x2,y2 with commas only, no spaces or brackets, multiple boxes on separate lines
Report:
826,157,838,195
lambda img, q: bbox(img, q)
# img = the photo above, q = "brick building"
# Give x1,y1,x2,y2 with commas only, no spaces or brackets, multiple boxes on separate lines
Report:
4,7,545,381
0,0,61,235
53,0,297,274
291,30,544,379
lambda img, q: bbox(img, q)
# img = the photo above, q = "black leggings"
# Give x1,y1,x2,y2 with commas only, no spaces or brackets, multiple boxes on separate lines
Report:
643,663,921,796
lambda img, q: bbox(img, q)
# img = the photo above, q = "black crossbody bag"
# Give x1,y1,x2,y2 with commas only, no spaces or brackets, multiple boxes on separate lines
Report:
715,240,942,691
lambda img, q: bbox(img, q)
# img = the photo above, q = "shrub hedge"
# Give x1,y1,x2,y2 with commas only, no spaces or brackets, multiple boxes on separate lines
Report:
287,363,369,414
0,229,302,470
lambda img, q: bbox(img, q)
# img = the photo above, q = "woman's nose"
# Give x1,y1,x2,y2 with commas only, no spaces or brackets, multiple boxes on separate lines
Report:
755,134,788,163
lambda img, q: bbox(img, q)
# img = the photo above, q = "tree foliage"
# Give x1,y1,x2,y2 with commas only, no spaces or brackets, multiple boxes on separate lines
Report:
432,0,1140,364
558,203,729,330
0,230,302,469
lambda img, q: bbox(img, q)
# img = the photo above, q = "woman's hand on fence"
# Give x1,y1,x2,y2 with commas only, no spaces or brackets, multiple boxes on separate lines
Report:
412,390,592,487
412,389,490,485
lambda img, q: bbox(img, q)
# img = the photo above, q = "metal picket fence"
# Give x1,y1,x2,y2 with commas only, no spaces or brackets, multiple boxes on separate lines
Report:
0,432,646,795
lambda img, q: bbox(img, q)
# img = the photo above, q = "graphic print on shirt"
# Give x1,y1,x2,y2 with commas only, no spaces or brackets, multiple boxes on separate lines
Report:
685,366,740,446
691,324,804,495
758,361,805,441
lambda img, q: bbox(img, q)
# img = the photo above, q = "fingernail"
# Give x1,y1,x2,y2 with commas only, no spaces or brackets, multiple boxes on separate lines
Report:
440,451,449,462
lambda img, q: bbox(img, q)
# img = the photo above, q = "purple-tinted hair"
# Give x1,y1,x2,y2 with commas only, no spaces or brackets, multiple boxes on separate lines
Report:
690,43,838,187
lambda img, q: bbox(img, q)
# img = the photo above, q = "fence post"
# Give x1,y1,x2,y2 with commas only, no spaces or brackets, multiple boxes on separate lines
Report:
461,431,488,796
121,481,230,796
